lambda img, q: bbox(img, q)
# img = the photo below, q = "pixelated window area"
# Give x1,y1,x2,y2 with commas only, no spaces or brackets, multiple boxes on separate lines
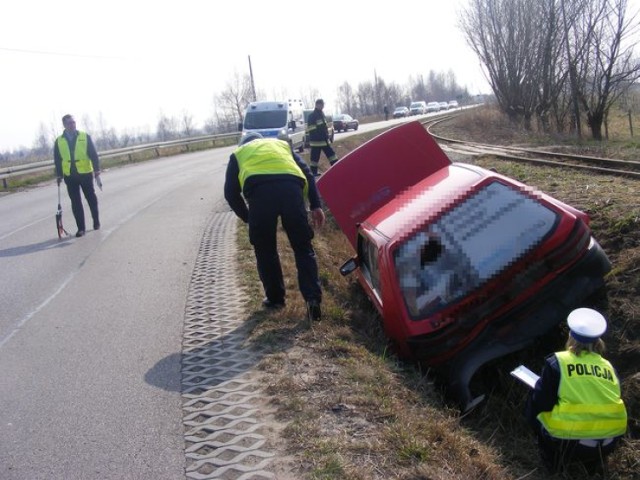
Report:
394,181,558,319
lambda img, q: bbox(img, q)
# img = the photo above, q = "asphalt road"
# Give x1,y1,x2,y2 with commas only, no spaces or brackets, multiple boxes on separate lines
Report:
0,146,233,479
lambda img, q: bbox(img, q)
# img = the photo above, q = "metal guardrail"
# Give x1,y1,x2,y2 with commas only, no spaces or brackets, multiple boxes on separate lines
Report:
0,132,240,187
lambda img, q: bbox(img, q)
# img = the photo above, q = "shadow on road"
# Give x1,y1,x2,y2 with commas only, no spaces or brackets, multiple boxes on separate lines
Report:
145,310,301,394
0,237,73,258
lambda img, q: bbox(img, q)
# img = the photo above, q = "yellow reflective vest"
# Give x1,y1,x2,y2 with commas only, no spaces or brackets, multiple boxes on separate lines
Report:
538,351,627,439
56,132,93,176
234,139,307,194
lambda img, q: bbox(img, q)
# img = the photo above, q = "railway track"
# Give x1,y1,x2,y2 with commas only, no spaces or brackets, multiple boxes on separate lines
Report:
422,115,640,180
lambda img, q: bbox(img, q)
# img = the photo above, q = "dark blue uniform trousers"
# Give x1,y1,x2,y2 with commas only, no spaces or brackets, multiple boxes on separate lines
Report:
247,181,322,304
64,172,99,232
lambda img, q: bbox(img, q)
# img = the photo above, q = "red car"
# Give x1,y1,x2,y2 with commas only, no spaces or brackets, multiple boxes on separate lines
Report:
317,122,611,410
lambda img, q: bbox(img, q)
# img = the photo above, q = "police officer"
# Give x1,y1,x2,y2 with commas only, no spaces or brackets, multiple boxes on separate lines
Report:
306,99,338,176
224,132,325,322
525,308,627,473
54,114,101,237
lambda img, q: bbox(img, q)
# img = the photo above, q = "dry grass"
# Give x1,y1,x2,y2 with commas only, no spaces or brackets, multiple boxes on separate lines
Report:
237,108,639,479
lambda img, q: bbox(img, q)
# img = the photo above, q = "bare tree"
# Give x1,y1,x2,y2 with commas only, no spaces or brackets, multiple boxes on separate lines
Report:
571,0,640,139
336,81,356,114
181,110,195,137
156,113,179,141
409,74,429,102
95,112,119,149
32,122,51,155
216,71,254,126
300,87,321,109
460,0,545,129
356,81,375,116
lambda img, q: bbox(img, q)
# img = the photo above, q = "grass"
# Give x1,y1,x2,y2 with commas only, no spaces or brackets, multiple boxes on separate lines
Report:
235,106,639,479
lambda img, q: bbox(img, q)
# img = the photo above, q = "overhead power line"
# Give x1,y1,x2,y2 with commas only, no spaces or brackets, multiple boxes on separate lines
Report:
0,46,123,60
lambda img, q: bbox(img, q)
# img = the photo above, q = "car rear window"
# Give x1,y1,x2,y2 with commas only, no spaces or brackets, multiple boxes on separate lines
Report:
394,181,559,318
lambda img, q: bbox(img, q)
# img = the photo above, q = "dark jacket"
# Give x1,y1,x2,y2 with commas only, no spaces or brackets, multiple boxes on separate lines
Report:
224,149,322,223
525,354,561,427
306,108,329,144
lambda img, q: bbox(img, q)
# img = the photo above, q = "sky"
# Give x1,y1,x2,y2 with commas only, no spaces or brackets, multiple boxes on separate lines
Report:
1,0,635,152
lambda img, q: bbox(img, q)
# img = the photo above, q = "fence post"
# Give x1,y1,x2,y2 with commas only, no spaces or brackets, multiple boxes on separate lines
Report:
629,110,634,138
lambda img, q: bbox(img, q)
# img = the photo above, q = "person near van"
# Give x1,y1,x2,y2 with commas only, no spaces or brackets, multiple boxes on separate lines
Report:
54,114,101,237
223,132,325,322
306,98,338,176
525,308,627,473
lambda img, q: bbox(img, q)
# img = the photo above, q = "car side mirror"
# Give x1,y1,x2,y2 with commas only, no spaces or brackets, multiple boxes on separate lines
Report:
288,120,296,130
339,257,359,276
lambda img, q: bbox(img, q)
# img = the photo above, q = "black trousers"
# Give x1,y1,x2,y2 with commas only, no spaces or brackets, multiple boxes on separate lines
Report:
534,422,618,473
247,181,321,304
309,145,337,173
64,173,99,231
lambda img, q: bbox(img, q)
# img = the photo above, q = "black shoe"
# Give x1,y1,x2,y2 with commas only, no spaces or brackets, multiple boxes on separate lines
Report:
75,230,85,238
306,300,321,322
93,222,100,230
262,298,285,310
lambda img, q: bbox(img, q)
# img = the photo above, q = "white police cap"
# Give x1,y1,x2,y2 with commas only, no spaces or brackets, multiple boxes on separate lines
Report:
567,308,607,343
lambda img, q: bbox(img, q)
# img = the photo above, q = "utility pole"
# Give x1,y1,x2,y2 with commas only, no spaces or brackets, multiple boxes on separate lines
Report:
248,55,257,102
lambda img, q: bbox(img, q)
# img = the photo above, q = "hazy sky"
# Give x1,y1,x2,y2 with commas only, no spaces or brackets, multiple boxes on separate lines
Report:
1,0,637,152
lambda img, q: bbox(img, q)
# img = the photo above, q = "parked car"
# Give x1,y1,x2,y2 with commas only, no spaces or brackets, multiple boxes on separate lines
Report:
317,121,611,411
448,100,459,109
426,101,440,113
439,102,449,111
303,109,334,147
333,114,359,132
409,101,428,115
393,106,410,118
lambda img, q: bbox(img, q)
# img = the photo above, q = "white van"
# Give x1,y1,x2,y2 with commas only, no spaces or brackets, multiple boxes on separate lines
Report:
241,99,306,151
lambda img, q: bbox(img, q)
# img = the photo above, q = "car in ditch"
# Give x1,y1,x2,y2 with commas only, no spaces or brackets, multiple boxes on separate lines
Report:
316,121,611,410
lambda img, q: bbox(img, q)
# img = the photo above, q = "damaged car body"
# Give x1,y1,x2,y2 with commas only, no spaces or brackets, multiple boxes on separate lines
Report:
316,121,611,411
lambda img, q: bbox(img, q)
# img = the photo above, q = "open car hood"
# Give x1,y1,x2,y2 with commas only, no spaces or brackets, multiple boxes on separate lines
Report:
316,121,451,249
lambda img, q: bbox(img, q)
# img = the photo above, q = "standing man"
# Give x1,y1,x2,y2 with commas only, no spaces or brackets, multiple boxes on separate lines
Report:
525,308,627,473
224,132,325,322
54,114,101,237
383,105,389,121
306,98,338,176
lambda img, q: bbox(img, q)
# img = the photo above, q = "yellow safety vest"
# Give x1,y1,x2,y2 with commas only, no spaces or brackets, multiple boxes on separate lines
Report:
234,139,307,195
538,351,627,439
56,132,93,176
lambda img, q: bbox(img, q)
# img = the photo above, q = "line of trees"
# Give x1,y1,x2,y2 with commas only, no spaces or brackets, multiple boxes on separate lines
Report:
335,69,470,117
460,0,640,140
1,68,473,165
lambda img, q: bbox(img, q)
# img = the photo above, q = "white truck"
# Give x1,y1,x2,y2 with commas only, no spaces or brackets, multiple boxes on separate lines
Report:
241,99,306,152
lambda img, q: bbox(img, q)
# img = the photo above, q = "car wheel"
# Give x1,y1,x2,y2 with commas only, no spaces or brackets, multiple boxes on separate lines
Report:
354,124,358,131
